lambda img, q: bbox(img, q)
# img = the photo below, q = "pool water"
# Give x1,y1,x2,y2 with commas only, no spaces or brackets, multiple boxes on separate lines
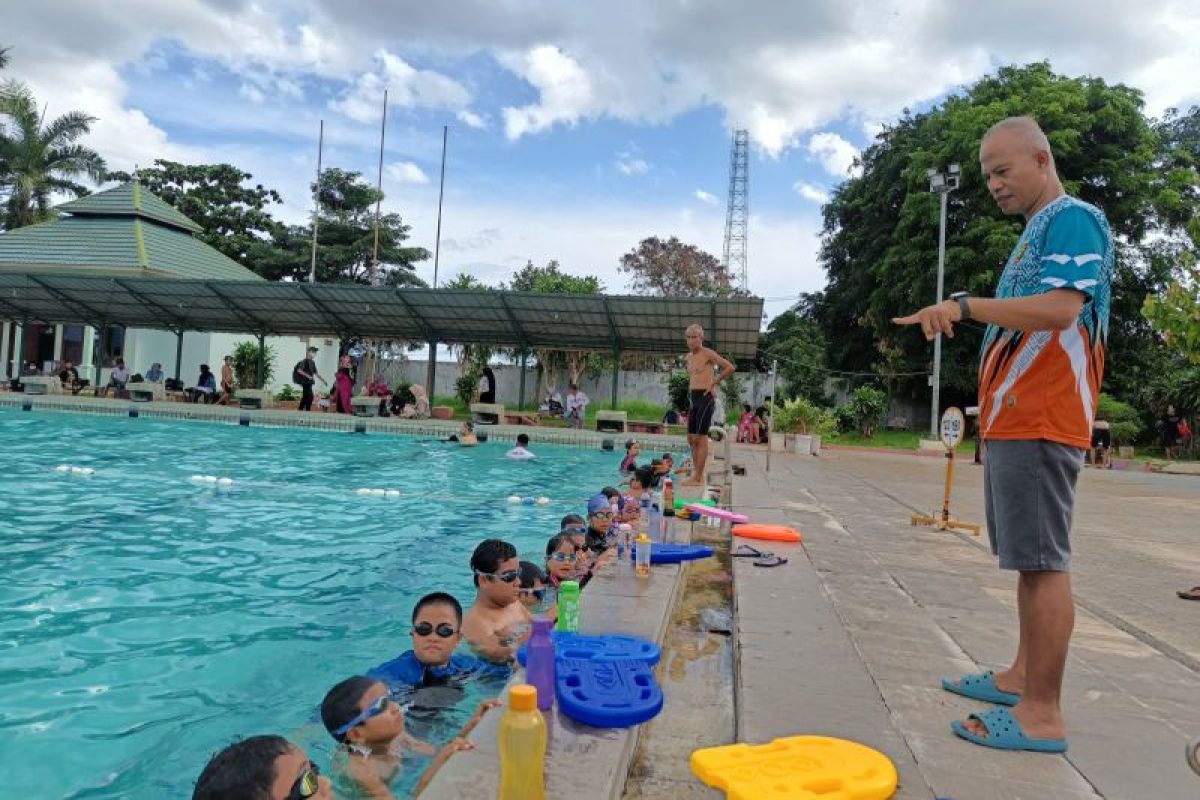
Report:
0,408,620,798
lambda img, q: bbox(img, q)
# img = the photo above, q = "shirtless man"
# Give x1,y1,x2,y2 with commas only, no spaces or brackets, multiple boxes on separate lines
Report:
683,324,735,486
460,539,532,663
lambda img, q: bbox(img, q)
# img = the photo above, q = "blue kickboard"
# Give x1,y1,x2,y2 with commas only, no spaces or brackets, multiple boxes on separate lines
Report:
556,658,664,728
517,632,660,667
629,542,714,564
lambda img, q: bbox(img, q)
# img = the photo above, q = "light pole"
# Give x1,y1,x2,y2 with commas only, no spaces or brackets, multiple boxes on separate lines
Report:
927,163,960,439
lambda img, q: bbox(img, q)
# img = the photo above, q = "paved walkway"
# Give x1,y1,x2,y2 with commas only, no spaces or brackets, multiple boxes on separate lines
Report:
731,445,1200,800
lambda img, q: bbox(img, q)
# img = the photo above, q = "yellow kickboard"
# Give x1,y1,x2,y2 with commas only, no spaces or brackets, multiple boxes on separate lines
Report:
690,736,898,800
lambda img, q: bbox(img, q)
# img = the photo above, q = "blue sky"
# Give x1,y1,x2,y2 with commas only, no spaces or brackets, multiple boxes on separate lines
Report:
6,1,1199,323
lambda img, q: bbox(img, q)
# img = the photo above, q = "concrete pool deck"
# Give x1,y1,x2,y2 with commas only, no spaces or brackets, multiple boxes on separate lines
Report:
731,445,1200,800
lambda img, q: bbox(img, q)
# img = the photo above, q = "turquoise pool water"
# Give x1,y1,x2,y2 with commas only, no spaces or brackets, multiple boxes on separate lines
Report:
0,408,620,798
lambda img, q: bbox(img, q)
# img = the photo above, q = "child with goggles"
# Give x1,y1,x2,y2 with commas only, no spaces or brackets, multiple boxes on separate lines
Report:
320,675,497,799
461,539,533,664
192,734,332,800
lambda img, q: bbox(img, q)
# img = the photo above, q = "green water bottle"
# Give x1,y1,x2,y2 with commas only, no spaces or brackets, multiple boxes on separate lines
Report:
556,580,580,633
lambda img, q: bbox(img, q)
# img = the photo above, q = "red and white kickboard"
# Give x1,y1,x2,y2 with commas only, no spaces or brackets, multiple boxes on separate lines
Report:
683,504,750,524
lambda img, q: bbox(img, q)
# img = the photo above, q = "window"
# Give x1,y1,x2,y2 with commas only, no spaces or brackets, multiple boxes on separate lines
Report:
62,325,85,365
101,326,125,367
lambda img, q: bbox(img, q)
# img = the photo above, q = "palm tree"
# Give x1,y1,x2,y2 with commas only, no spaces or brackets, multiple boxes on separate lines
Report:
0,81,106,230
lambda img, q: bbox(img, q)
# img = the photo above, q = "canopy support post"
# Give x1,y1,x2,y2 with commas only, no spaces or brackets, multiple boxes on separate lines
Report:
425,341,437,402
256,333,266,388
92,323,104,396
611,349,620,410
518,350,528,411
174,330,184,381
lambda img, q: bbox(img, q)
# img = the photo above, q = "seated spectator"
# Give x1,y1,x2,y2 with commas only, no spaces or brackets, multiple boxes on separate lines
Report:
58,360,82,395
320,675,492,800
564,384,589,429
400,384,431,419
461,539,531,663
192,734,332,800
145,362,164,383
663,407,681,425
737,403,757,443
189,364,217,404
542,387,564,414
102,358,130,398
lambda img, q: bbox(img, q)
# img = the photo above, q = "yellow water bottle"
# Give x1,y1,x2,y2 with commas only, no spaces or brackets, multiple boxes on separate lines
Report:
498,684,547,800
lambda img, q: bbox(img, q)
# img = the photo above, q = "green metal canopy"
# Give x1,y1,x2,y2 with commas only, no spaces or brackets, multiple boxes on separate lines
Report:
0,182,262,282
0,273,764,358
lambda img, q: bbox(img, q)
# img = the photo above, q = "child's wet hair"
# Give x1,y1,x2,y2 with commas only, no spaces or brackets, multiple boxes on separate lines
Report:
320,676,379,743
412,591,463,624
193,734,292,800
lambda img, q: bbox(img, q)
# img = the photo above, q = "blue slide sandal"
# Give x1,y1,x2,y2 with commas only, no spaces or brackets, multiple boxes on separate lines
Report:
941,671,1020,706
951,707,1067,753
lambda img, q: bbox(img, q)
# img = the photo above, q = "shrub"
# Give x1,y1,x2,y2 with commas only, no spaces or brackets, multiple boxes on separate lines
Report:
274,384,298,402
772,397,835,435
231,340,275,390
1097,393,1142,446
666,369,690,412
454,371,479,407
837,386,887,438
719,373,745,416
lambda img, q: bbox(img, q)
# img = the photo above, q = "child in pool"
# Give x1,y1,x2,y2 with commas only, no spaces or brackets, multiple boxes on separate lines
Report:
620,439,640,472
545,532,588,589
517,561,554,617
194,734,333,800
321,675,497,800
368,593,509,691
461,539,532,663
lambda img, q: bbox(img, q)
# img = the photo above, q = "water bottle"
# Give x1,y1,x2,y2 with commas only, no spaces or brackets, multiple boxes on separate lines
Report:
662,507,676,544
662,477,675,513
607,499,620,550
639,492,650,538
498,685,547,800
617,522,632,558
525,619,556,711
556,580,580,633
635,533,652,578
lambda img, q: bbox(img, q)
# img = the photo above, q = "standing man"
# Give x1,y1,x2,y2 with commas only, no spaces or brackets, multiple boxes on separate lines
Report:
292,346,326,412
683,324,735,487
894,117,1113,753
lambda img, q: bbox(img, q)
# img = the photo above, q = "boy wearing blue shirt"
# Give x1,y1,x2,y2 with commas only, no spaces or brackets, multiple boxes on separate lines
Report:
370,592,509,692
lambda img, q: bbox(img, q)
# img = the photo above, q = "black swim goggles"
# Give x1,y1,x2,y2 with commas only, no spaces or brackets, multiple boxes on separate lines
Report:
413,622,458,638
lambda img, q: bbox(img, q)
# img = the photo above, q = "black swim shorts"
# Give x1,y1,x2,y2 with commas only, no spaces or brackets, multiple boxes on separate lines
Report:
688,389,716,435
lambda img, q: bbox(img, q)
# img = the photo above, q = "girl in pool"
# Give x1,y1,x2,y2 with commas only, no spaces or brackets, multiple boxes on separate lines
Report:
620,439,640,472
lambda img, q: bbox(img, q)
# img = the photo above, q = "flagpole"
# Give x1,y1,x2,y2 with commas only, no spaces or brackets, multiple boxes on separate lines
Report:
371,89,388,286
309,119,324,283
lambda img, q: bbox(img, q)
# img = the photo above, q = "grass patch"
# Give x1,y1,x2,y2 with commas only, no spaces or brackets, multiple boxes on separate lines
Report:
826,429,925,450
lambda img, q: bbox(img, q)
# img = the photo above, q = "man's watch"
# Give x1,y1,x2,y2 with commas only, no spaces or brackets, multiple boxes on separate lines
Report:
950,291,972,321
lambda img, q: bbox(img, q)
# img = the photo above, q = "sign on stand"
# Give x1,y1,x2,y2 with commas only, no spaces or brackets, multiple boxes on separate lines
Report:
911,407,981,536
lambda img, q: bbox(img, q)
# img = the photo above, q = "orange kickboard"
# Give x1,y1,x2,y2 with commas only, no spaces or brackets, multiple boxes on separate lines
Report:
690,735,897,800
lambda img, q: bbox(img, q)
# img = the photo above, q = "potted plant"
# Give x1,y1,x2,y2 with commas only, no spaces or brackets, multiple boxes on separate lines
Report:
771,397,832,455
273,384,300,411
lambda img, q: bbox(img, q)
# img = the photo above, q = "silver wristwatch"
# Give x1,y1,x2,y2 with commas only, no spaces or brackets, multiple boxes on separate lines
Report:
950,291,972,320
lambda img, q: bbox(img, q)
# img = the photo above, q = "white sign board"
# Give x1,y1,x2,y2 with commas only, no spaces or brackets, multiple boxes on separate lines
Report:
940,407,966,450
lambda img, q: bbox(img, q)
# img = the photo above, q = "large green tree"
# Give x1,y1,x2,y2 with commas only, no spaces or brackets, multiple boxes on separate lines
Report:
760,307,830,404
271,167,429,285
816,63,1198,410
619,236,738,296
0,81,105,230
106,160,288,271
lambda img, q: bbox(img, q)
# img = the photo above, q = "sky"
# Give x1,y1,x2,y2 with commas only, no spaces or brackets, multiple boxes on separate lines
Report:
5,0,1200,324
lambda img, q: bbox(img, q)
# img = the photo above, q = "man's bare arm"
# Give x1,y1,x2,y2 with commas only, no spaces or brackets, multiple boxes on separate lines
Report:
708,349,736,390
893,290,1085,340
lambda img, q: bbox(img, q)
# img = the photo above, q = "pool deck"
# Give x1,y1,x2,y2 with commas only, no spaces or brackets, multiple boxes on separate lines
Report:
0,393,687,452
732,445,1200,800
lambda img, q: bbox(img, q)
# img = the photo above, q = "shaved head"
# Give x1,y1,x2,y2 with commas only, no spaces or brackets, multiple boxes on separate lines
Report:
981,116,1052,159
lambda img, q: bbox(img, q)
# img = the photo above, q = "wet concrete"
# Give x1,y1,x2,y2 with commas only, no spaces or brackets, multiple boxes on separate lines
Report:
622,522,734,799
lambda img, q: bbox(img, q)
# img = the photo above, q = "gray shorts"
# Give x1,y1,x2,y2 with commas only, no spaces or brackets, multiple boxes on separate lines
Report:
983,439,1084,572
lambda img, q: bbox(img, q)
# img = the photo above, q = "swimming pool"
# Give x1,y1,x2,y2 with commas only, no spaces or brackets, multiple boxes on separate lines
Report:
0,408,619,798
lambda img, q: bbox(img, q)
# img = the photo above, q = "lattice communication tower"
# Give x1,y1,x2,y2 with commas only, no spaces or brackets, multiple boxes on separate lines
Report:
722,129,749,292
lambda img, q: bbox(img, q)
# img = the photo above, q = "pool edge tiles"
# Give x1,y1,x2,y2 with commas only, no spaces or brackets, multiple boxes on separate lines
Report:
0,394,688,452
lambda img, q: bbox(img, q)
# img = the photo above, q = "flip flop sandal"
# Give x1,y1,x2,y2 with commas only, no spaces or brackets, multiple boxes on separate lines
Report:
950,707,1067,753
732,544,767,558
753,554,788,567
1177,587,1200,601
941,670,1021,706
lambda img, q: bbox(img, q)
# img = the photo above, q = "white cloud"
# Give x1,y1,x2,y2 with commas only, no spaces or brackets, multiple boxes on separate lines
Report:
332,50,471,123
501,46,597,139
386,161,431,185
694,190,720,205
807,132,860,178
793,181,829,204
615,152,649,176
456,109,488,129
238,83,266,104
